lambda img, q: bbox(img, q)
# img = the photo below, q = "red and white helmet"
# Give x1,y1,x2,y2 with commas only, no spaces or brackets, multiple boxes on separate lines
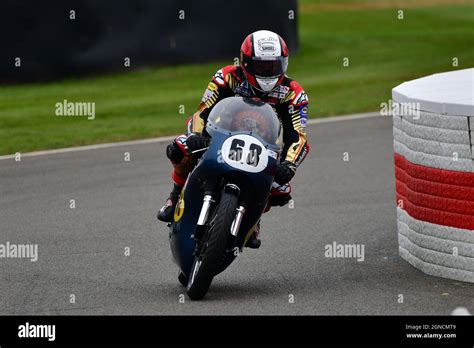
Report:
240,30,289,93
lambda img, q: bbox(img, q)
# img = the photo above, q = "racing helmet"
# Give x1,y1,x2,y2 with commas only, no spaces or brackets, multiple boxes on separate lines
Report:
240,30,289,93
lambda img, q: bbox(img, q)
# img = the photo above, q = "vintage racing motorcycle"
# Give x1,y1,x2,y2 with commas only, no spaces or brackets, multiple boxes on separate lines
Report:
168,96,283,300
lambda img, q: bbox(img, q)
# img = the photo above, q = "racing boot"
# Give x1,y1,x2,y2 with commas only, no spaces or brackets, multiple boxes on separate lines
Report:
157,184,182,222
245,221,261,249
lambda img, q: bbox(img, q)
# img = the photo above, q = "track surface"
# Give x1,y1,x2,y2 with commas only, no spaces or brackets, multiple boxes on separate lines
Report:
1,116,473,315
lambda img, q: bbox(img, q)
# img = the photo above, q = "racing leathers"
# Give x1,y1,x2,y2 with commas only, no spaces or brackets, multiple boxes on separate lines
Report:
158,65,310,245
175,64,308,182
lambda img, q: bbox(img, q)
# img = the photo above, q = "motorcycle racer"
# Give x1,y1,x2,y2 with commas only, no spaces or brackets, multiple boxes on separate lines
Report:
157,30,310,249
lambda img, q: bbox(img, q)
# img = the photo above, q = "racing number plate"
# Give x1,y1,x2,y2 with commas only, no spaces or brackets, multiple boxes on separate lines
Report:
220,134,268,173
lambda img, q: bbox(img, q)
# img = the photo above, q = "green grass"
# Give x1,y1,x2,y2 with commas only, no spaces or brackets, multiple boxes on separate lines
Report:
1,1,474,155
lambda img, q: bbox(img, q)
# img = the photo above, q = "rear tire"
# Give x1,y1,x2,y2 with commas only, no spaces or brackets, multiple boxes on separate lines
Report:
186,189,239,300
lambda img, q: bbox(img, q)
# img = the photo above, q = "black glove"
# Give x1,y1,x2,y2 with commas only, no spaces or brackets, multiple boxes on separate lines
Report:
274,161,296,185
166,142,185,163
186,133,209,153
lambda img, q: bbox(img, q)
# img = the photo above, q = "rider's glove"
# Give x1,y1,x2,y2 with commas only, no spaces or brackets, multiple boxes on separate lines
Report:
186,133,209,153
166,135,188,163
274,161,296,185
166,142,185,163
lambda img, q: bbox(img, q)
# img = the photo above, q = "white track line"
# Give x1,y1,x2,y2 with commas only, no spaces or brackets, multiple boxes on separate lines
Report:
0,111,382,160
308,111,381,124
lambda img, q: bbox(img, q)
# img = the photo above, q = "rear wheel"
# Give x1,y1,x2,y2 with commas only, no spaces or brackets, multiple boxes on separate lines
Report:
186,189,239,300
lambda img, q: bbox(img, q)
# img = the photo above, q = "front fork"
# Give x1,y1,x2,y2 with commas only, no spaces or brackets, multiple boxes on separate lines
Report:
193,183,246,245
197,195,213,227
230,206,246,237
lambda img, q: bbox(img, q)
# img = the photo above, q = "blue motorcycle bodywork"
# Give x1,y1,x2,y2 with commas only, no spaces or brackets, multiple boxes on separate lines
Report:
169,130,280,276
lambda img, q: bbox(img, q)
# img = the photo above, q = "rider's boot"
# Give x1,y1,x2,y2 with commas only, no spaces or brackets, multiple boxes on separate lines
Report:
157,184,182,222
245,221,261,249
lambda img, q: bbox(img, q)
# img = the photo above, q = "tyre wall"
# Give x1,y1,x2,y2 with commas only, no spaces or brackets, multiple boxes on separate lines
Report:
392,68,474,283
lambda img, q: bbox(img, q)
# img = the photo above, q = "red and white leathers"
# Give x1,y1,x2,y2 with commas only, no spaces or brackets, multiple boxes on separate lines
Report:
169,64,310,208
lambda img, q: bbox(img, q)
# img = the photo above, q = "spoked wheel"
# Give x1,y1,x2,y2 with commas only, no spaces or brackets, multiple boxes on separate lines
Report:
186,189,239,300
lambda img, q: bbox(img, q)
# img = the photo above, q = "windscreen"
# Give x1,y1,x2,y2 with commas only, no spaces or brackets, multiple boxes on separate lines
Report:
206,97,282,146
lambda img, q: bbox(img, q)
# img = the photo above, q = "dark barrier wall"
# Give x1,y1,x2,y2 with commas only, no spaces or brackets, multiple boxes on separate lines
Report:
0,0,298,82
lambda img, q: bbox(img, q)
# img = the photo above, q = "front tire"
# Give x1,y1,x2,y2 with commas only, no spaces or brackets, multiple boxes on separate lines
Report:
178,272,187,286
186,189,239,300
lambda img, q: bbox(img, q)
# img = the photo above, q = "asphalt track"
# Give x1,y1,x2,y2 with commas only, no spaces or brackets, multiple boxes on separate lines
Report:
1,115,473,315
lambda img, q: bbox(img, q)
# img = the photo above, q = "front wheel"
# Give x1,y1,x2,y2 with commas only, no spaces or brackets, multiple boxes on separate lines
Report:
178,272,187,286
186,189,239,300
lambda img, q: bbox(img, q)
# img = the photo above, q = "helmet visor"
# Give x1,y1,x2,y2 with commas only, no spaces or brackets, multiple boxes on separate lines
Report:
243,56,288,78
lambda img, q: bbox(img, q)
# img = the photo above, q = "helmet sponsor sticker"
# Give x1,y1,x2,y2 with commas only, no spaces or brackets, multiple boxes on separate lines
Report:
254,34,281,56
258,38,278,52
